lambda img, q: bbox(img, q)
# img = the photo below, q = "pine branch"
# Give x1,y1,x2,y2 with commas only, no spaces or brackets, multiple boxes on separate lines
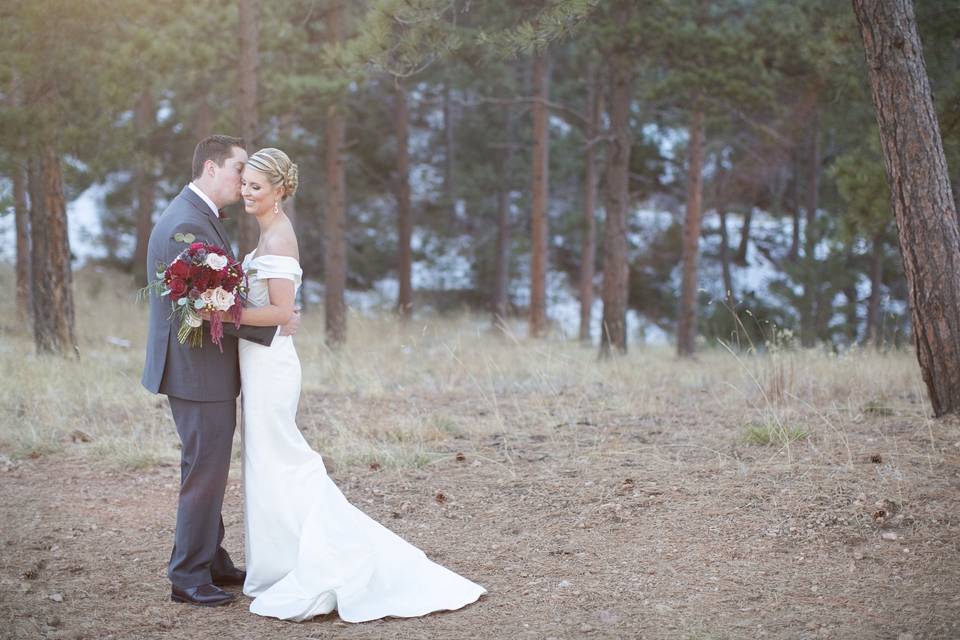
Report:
338,0,601,79
421,92,589,130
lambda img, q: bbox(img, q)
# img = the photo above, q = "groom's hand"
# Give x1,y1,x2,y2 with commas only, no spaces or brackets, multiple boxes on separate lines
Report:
279,309,301,337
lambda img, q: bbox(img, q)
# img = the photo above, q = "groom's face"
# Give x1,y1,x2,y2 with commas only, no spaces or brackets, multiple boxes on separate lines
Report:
210,146,248,206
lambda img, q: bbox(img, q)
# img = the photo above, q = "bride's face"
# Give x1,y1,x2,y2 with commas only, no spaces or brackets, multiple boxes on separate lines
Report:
241,167,282,216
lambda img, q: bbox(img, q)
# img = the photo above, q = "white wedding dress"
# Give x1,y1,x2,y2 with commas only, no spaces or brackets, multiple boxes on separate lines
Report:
238,252,485,622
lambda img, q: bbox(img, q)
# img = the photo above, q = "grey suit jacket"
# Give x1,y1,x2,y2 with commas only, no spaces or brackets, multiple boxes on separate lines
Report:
141,186,277,402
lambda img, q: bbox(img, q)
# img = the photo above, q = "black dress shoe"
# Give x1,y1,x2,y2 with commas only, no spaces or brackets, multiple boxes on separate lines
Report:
171,583,235,607
211,567,246,586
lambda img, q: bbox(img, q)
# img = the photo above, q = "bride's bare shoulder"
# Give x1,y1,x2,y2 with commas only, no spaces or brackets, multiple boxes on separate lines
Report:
262,223,299,261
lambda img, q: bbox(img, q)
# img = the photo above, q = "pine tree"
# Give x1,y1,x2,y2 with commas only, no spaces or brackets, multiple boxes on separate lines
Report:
324,0,349,349
853,0,960,416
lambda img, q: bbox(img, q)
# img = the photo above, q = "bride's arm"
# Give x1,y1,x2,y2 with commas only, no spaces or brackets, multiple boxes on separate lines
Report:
236,232,299,327
237,278,296,326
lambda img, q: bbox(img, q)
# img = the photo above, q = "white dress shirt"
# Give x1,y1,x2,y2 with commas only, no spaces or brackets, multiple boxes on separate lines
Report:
188,182,220,218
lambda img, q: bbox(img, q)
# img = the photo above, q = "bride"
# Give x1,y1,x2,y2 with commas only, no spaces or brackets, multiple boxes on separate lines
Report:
224,147,486,622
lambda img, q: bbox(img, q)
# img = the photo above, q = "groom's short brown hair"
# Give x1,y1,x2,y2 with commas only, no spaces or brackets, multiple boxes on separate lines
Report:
192,135,245,179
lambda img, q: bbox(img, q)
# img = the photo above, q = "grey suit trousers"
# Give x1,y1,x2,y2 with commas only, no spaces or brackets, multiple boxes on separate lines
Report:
167,396,239,588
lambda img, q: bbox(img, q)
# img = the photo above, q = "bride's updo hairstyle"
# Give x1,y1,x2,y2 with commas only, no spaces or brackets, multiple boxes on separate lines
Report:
246,148,299,200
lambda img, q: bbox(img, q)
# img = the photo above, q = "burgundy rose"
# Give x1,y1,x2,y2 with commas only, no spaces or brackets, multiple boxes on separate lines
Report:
193,270,211,291
170,260,191,279
169,279,188,299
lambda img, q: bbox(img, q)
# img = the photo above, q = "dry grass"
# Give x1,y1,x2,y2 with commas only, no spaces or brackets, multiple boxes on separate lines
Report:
0,265,929,472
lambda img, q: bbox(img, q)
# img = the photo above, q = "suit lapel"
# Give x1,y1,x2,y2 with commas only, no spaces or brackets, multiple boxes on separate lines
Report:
179,186,235,259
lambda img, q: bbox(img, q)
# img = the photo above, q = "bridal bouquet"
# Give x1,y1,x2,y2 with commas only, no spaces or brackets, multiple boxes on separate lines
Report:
140,235,250,351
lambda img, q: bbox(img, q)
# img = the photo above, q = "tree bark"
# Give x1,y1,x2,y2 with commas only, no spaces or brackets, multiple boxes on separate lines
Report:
719,208,734,307
844,281,859,344
789,147,802,260
27,159,46,339
8,74,30,325
193,92,212,142
442,82,455,224
734,207,751,266
529,51,550,338
677,109,705,358
853,0,960,416
578,66,601,343
30,145,77,357
237,0,260,256
132,89,155,284
492,103,515,330
324,0,348,348
13,162,30,325
599,49,633,358
805,112,821,250
394,81,413,319
864,233,884,347
800,109,821,347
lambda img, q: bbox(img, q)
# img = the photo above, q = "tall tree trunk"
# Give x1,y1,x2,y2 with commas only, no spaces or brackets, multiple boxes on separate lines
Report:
718,206,734,308
800,110,821,347
27,159,47,340
844,252,860,345
13,163,30,325
8,74,30,325
814,285,833,342
579,67,601,343
492,104,515,330
599,48,633,358
805,112,821,248
394,81,413,319
734,207,751,265
854,0,960,416
30,145,77,357
442,82,455,226
529,51,550,338
677,109,705,358
864,233,884,347
237,0,260,256
843,281,859,344
324,0,348,348
789,147,802,260
132,89,155,284
193,92,212,141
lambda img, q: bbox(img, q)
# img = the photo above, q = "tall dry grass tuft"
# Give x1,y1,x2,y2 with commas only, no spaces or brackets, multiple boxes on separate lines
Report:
0,265,928,471
0,266,170,463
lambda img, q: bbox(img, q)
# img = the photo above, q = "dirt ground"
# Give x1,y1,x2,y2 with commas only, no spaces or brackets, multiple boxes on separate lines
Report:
2,391,959,640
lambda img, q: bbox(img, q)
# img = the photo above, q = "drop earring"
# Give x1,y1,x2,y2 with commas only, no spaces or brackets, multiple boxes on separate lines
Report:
274,201,280,215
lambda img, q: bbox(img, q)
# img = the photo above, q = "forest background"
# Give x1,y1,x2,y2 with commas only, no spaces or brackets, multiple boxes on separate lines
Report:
3,0,957,355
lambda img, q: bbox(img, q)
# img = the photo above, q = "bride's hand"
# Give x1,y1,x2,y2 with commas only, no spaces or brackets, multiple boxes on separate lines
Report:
279,309,301,336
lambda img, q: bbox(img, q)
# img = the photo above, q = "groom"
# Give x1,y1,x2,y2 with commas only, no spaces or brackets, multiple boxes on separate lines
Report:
142,135,300,606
